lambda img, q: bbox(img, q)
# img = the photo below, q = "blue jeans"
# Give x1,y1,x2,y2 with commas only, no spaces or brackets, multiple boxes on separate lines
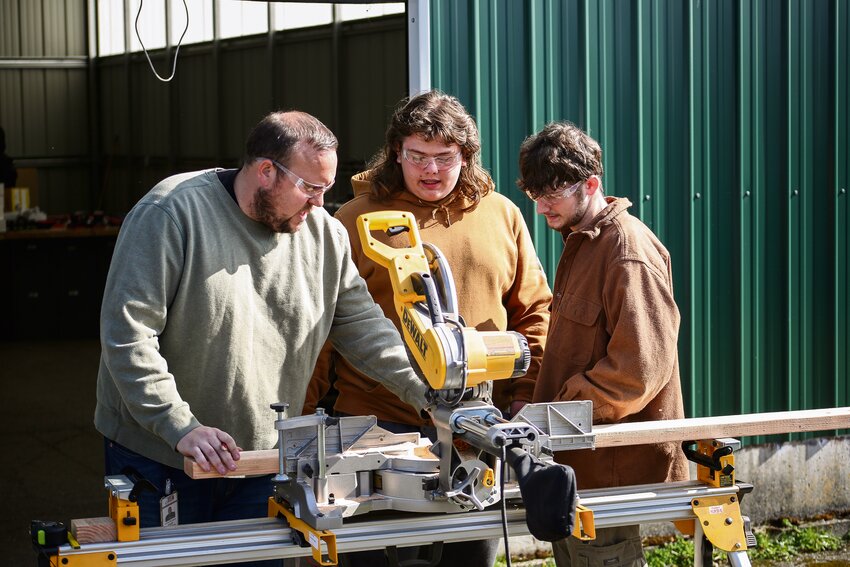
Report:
104,438,283,567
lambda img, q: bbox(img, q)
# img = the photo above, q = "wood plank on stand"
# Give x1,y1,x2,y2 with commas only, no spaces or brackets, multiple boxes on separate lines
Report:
183,407,850,479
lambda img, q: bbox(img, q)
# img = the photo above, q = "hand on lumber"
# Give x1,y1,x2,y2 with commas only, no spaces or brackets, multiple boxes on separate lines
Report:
176,426,242,475
185,449,279,479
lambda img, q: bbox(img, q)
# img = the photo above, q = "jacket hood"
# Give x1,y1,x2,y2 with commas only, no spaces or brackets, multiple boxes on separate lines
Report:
350,169,473,227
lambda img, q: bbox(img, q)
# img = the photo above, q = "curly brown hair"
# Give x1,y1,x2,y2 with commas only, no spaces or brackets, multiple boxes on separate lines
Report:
366,90,494,207
517,121,604,198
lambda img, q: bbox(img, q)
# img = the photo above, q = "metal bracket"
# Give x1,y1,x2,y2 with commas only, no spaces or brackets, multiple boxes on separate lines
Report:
571,504,596,541
269,497,338,566
105,475,139,542
684,438,740,488
691,495,748,552
513,401,595,452
47,550,118,566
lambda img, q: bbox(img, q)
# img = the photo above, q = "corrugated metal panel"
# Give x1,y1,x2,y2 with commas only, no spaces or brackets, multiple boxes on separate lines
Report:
176,52,217,160
220,44,272,159
43,0,68,56
0,0,92,213
0,0,21,56
836,0,849,427
95,16,407,213
274,37,335,136
0,70,23,146
19,0,43,56
66,0,87,56
20,70,47,153
339,27,406,164
431,0,850,422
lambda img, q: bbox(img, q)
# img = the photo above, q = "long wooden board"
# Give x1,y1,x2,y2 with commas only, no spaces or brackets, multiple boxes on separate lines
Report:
184,406,850,479
592,406,850,448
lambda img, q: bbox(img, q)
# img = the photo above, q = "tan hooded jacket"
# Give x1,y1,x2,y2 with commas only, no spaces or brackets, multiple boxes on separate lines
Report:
533,197,689,489
305,171,552,425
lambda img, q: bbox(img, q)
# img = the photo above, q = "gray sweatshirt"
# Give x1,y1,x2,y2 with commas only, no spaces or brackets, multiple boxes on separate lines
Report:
95,170,427,469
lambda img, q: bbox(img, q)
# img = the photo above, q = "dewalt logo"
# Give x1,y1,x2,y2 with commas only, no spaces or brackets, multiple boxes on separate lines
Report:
402,309,428,358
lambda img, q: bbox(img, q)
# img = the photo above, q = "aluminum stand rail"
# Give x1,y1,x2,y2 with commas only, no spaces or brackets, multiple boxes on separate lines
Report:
48,481,749,566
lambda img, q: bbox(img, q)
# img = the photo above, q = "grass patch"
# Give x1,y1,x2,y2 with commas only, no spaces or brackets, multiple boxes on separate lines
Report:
496,521,848,566
749,519,844,561
645,519,846,566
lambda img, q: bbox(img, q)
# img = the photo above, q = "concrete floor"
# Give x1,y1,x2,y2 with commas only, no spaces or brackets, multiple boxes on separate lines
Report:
1,339,105,566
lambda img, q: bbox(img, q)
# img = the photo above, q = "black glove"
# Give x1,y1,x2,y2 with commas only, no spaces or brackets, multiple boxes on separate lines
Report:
506,446,578,542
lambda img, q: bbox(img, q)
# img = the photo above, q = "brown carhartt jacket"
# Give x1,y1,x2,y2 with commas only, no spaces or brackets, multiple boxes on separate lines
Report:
533,197,689,489
305,172,552,425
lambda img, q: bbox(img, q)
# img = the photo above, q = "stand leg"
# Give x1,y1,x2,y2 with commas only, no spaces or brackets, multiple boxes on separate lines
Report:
726,551,752,567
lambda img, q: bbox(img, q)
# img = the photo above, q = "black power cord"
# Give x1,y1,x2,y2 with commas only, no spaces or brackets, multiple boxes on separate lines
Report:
500,444,512,567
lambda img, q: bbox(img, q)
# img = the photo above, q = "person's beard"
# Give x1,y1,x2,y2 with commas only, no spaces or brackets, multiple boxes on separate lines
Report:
251,185,309,233
562,190,589,231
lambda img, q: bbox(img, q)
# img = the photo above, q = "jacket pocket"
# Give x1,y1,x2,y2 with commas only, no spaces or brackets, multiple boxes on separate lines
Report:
556,294,602,365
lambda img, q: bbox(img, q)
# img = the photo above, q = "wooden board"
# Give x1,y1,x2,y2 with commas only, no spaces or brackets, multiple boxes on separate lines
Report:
183,449,278,479
593,406,850,447
183,407,850,479
70,517,117,544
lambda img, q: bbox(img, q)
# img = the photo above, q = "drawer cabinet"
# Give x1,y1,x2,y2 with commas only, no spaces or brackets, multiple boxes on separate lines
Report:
2,232,117,339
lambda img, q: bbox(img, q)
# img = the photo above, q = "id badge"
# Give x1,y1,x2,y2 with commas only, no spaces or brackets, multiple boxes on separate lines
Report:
160,492,178,527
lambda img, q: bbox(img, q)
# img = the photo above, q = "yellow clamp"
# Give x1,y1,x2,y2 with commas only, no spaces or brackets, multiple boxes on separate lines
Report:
695,439,736,488
571,504,596,541
691,495,748,552
269,498,338,566
108,492,140,542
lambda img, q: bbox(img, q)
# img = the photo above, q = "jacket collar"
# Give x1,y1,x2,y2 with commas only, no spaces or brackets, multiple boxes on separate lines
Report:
561,196,632,241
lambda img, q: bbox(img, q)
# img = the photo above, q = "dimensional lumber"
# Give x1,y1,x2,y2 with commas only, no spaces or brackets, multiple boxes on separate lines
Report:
70,517,117,544
183,449,278,479
184,407,850,480
592,406,850,448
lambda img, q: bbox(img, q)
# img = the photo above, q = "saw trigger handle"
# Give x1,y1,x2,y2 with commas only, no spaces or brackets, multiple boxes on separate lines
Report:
386,225,410,236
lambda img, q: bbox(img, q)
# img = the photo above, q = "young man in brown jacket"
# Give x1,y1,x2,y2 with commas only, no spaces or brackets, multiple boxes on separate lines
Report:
305,90,552,566
518,122,689,567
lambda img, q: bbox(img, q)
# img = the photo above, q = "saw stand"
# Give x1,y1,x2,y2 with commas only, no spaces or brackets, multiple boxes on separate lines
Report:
32,404,757,567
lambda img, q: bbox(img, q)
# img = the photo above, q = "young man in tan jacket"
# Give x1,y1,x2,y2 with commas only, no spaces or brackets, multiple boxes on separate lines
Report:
305,90,552,566
518,122,689,567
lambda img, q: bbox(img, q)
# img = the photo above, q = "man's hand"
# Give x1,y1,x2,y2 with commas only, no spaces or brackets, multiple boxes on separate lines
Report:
176,426,242,475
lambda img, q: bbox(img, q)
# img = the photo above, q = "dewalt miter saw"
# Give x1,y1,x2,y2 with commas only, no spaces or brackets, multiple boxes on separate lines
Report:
266,211,592,539
356,210,531,397
356,210,544,500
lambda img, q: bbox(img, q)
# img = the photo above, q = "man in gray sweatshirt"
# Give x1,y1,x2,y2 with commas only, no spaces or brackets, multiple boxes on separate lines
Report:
95,111,428,562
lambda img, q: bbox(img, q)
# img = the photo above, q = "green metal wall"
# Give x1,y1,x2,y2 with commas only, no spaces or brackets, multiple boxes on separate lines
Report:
431,0,850,424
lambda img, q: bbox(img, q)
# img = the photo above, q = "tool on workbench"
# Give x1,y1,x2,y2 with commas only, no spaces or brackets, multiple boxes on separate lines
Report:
32,208,776,566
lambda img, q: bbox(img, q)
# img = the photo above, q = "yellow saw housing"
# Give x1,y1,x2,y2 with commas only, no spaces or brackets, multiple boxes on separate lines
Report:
357,210,531,391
